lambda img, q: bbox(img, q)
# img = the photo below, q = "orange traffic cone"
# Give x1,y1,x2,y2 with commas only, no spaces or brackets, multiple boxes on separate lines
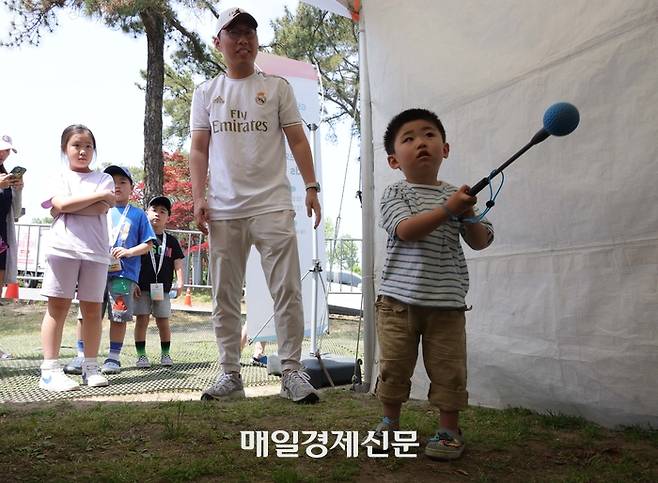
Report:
183,288,192,307
4,282,19,300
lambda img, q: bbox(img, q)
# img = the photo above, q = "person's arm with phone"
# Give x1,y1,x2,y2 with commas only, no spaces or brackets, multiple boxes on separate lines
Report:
4,167,25,220
0,173,19,190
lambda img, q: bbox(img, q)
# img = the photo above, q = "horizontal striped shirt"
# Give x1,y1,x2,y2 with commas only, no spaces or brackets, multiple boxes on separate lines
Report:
379,180,494,308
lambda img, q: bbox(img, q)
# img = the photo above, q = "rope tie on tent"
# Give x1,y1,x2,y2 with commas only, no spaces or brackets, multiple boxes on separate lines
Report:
461,170,505,224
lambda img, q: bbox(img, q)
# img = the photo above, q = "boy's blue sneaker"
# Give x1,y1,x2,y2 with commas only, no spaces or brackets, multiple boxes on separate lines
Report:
424,428,465,460
101,359,121,375
362,417,398,453
252,355,267,367
63,356,83,375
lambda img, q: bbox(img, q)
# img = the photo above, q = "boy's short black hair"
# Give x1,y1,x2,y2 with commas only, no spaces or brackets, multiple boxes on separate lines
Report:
383,108,446,155
148,196,172,215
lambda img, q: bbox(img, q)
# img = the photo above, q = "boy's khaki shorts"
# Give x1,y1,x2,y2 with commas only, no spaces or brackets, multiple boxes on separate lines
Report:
375,295,468,411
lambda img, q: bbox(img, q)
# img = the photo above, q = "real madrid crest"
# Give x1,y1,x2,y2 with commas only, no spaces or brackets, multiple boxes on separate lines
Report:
255,91,267,105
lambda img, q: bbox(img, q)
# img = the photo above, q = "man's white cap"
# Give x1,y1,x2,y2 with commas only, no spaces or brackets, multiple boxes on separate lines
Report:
215,7,258,35
0,134,17,153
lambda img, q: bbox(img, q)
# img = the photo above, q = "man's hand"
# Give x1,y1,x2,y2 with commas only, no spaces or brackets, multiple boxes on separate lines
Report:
305,189,322,229
194,198,209,235
133,285,142,298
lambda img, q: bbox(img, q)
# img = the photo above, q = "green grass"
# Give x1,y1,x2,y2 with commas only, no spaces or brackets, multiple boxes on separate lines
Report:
1,302,657,482
187,287,213,306
1,390,657,482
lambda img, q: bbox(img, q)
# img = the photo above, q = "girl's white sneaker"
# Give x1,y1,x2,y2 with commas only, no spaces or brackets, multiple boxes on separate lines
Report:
82,360,109,387
83,373,109,387
39,369,80,392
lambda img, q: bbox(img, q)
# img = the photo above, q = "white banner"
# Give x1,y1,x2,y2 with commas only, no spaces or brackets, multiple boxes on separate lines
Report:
245,52,327,343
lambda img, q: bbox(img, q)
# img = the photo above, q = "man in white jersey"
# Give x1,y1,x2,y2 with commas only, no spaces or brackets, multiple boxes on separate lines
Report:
189,7,322,404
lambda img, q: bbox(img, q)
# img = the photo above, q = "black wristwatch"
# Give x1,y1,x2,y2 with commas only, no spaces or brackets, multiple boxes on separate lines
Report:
305,182,321,193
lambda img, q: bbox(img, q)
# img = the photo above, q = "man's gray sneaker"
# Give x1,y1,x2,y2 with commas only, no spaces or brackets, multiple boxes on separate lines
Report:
63,356,83,375
280,369,319,404
201,372,245,401
160,354,173,367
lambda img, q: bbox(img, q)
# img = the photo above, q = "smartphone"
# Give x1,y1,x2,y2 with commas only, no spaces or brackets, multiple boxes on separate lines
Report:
9,166,26,179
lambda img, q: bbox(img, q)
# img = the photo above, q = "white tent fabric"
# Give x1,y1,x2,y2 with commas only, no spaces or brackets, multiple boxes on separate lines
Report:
305,0,658,426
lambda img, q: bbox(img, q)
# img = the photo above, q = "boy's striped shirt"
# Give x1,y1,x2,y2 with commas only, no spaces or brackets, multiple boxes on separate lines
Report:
378,180,494,308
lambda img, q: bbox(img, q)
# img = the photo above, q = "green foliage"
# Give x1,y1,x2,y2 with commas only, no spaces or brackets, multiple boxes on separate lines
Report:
325,218,360,274
330,238,360,274
269,4,359,135
162,48,225,149
163,64,196,150
30,216,53,225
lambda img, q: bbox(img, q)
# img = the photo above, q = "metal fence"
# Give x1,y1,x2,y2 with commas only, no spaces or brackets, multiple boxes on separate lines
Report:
13,224,362,295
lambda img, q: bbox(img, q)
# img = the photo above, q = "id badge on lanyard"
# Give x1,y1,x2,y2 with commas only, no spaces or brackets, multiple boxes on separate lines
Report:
150,283,164,301
109,259,122,272
149,233,167,301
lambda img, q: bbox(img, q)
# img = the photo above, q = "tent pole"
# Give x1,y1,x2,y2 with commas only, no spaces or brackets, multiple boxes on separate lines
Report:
358,9,376,392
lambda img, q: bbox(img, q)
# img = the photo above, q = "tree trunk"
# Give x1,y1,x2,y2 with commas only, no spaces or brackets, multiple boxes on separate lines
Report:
140,9,165,207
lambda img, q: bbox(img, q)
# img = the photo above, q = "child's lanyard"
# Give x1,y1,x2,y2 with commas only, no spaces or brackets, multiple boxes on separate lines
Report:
149,233,167,283
109,204,131,246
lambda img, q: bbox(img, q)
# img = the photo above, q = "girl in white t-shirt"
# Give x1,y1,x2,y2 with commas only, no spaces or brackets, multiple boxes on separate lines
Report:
39,125,116,392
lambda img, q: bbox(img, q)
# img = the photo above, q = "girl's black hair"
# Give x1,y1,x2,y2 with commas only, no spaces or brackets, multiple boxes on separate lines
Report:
60,124,97,153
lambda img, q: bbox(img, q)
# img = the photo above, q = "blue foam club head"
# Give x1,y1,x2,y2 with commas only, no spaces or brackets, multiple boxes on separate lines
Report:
543,102,580,136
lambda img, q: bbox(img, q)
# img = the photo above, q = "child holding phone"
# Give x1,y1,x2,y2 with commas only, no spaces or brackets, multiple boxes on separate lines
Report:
0,134,23,359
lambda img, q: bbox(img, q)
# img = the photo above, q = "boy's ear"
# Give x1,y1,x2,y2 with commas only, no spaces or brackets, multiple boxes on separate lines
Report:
387,153,400,169
443,142,450,159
